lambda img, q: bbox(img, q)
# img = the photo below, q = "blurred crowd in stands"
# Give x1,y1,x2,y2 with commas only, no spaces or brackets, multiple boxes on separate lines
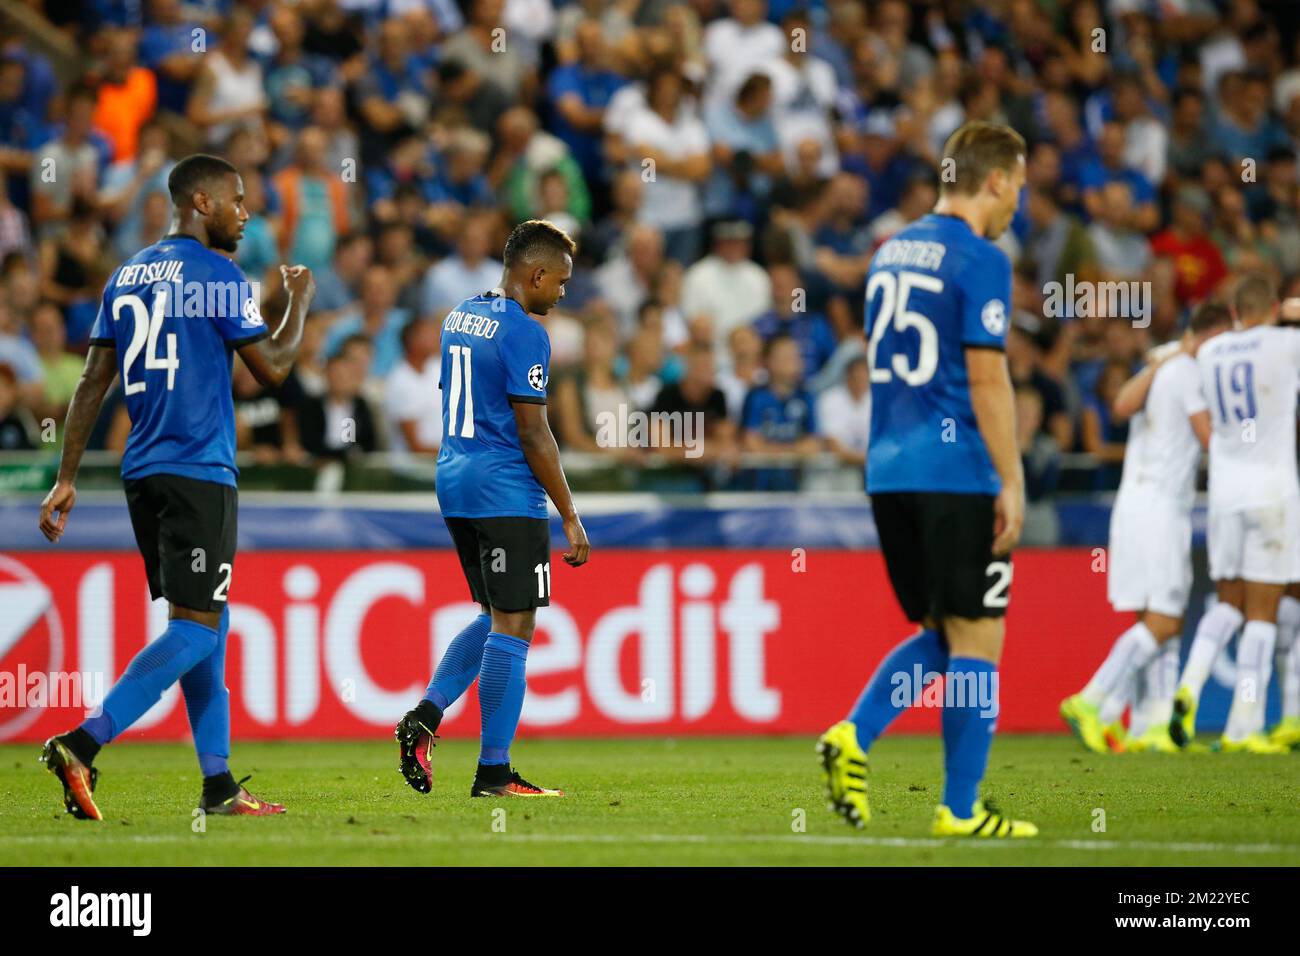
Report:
2,0,1300,497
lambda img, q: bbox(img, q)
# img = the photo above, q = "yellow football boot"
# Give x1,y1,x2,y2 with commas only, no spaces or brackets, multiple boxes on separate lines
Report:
932,800,1038,838
816,720,870,829
1060,694,1109,754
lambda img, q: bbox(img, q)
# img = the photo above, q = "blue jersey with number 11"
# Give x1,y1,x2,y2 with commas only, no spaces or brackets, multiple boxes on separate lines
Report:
436,292,551,519
88,234,269,488
865,213,1011,496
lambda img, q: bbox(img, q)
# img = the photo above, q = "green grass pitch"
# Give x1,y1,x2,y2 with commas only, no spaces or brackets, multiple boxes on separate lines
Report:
2,735,1297,866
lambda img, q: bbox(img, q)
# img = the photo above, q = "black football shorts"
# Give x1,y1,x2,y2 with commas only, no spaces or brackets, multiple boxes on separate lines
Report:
444,515,553,611
871,491,1012,623
124,473,238,612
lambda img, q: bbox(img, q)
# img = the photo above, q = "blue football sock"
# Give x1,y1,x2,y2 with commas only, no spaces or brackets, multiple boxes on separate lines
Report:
181,605,230,778
477,633,529,766
81,619,220,745
941,657,999,819
848,628,948,751
425,613,492,712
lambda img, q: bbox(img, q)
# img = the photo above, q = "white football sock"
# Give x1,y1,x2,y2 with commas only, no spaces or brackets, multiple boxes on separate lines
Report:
1083,622,1159,709
1224,621,1277,742
1179,601,1244,699
1132,638,1180,735
1276,597,1300,720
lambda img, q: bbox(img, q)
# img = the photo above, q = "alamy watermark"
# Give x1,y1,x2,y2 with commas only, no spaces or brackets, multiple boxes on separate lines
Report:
594,404,705,459
1043,275,1151,328
891,664,1000,718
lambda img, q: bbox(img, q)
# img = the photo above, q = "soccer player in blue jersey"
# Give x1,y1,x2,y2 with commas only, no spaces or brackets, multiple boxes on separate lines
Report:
817,122,1039,838
37,154,315,819
395,219,589,798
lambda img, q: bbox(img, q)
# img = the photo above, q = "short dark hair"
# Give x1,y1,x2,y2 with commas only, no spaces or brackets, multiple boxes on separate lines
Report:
940,121,1026,197
502,219,576,269
1233,272,1277,320
1189,301,1232,334
168,153,238,206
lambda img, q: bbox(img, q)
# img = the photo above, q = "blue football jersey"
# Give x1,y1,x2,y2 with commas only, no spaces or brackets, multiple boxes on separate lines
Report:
865,213,1011,495
88,234,269,487
435,292,551,518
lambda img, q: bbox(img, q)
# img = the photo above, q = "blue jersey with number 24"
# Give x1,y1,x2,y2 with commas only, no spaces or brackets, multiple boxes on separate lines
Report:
865,213,1011,496
88,234,269,487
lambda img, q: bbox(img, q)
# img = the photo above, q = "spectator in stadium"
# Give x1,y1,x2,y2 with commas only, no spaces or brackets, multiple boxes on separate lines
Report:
622,325,666,411
1150,185,1229,308
439,0,536,103
716,322,765,420
702,0,784,113
1008,311,1074,462
546,18,626,188
1024,185,1098,293
594,221,664,338
1080,122,1159,232
816,353,870,469
649,339,736,472
551,317,635,457
89,28,157,164
28,300,80,437
812,171,873,295
613,66,711,264
29,85,105,236
419,212,502,317
233,355,289,464
681,218,771,352
866,174,937,247
385,316,442,458
323,264,411,379
1016,384,1062,547
751,261,836,379
39,199,111,346
704,72,782,222
351,17,432,168
1079,359,1132,490
312,231,372,318
0,177,32,263
1087,181,1153,281
138,0,204,116
273,126,351,276
100,120,172,259
263,5,338,146
491,106,591,229
740,333,821,491
765,10,840,178
0,361,33,449
1167,85,1214,181
186,9,266,148
299,352,379,463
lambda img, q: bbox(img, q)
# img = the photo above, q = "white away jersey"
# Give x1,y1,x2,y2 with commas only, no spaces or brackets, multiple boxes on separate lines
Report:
1116,351,1207,511
1197,324,1300,511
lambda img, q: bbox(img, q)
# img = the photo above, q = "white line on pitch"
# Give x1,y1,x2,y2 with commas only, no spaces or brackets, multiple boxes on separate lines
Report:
1,832,1296,855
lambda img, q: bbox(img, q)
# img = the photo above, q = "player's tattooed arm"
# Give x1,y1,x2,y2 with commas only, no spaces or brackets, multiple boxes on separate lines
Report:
513,400,590,567
238,265,315,388
967,346,1024,555
39,344,118,542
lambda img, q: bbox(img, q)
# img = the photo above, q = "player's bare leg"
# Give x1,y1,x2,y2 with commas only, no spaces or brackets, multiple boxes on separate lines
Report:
1169,580,1245,748
931,616,1036,838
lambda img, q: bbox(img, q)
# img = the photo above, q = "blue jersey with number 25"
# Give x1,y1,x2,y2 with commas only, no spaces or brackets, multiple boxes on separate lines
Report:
88,234,269,487
436,292,551,519
865,213,1011,496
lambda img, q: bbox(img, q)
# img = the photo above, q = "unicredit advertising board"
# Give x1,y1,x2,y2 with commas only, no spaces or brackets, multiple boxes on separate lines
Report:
1,549,1120,742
